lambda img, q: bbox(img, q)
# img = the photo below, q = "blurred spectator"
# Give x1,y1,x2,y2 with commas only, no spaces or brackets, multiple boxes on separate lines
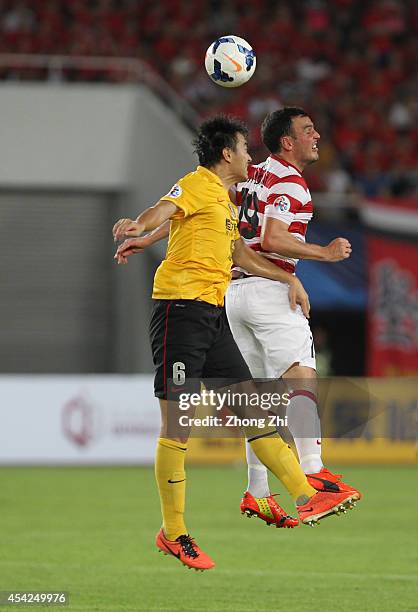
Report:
324,161,352,194
355,160,391,199
389,161,417,197
296,56,331,83
2,1,35,33
389,99,414,131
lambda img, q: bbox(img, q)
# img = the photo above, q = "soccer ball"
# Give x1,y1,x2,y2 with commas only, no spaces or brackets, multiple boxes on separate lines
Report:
205,35,256,88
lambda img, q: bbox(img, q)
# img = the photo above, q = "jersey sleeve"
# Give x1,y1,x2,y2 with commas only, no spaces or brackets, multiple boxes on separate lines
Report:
162,174,203,219
264,180,307,225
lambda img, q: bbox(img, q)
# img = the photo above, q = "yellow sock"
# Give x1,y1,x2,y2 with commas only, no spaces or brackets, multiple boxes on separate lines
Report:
249,434,316,502
155,438,187,541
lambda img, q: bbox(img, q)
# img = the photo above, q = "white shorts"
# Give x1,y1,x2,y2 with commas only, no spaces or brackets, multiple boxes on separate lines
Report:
226,277,316,378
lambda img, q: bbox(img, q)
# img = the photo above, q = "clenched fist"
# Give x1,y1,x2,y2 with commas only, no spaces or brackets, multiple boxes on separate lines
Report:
114,237,147,264
112,218,144,241
324,238,352,262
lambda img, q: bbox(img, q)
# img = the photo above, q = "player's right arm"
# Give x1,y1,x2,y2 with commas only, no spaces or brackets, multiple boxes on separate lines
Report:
115,219,170,251
113,172,201,247
113,201,176,264
113,173,202,264
113,201,176,241
261,217,352,262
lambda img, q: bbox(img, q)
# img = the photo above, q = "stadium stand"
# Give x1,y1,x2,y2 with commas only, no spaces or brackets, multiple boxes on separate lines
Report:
0,0,416,194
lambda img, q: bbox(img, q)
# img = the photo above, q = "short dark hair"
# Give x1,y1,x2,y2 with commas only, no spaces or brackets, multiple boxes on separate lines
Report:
193,115,248,167
261,107,308,154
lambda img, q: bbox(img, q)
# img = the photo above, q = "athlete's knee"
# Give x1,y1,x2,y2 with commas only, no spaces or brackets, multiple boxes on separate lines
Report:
159,399,191,443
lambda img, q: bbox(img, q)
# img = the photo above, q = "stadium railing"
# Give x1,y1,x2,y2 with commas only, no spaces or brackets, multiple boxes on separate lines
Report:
0,53,200,131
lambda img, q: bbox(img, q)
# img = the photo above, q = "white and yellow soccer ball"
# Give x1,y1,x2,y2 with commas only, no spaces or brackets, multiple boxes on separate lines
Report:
205,35,256,88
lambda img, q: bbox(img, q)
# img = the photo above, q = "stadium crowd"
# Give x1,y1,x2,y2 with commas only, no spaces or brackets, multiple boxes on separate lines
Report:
0,0,416,196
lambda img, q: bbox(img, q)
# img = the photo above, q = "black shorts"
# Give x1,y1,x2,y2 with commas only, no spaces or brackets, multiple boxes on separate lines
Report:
149,299,251,399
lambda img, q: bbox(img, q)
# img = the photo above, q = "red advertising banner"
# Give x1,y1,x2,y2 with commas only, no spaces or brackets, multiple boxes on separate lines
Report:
367,233,418,376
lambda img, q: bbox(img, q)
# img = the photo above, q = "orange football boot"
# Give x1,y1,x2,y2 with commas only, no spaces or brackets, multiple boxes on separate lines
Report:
156,529,215,571
298,490,359,527
240,491,299,528
307,467,362,500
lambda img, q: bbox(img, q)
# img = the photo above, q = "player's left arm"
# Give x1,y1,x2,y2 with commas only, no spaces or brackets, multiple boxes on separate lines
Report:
232,238,310,317
113,220,171,264
262,217,351,261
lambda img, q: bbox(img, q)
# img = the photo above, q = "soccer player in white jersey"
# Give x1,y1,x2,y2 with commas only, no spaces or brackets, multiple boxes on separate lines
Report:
226,107,361,527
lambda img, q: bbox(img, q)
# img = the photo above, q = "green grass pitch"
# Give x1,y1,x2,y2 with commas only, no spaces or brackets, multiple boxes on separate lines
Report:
0,465,417,611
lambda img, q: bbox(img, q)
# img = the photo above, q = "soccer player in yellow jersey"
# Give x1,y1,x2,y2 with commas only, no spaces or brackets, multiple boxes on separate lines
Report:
113,116,356,571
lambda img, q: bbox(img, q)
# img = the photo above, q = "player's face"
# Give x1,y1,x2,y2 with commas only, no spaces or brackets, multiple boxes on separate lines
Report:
290,116,320,166
230,133,252,181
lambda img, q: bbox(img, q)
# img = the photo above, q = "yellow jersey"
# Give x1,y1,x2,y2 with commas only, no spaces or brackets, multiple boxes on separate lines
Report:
152,166,240,307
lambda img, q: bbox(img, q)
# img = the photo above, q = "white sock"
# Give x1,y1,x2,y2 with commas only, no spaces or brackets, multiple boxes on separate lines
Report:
286,390,323,474
245,440,270,497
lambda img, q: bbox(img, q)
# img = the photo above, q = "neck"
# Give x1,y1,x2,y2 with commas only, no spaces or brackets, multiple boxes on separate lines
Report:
207,163,237,190
275,152,305,173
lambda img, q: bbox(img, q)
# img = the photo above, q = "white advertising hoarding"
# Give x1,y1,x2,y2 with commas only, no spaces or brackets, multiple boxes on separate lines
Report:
0,375,159,465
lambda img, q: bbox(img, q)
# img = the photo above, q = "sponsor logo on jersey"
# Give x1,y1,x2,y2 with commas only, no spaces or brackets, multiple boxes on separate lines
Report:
168,184,182,198
225,218,234,231
274,195,291,212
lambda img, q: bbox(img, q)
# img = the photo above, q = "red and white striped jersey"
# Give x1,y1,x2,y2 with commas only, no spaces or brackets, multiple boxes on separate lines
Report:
235,154,313,274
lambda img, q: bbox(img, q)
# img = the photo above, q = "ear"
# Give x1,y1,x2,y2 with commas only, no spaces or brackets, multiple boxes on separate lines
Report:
280,135,293,152
222,147,233,163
